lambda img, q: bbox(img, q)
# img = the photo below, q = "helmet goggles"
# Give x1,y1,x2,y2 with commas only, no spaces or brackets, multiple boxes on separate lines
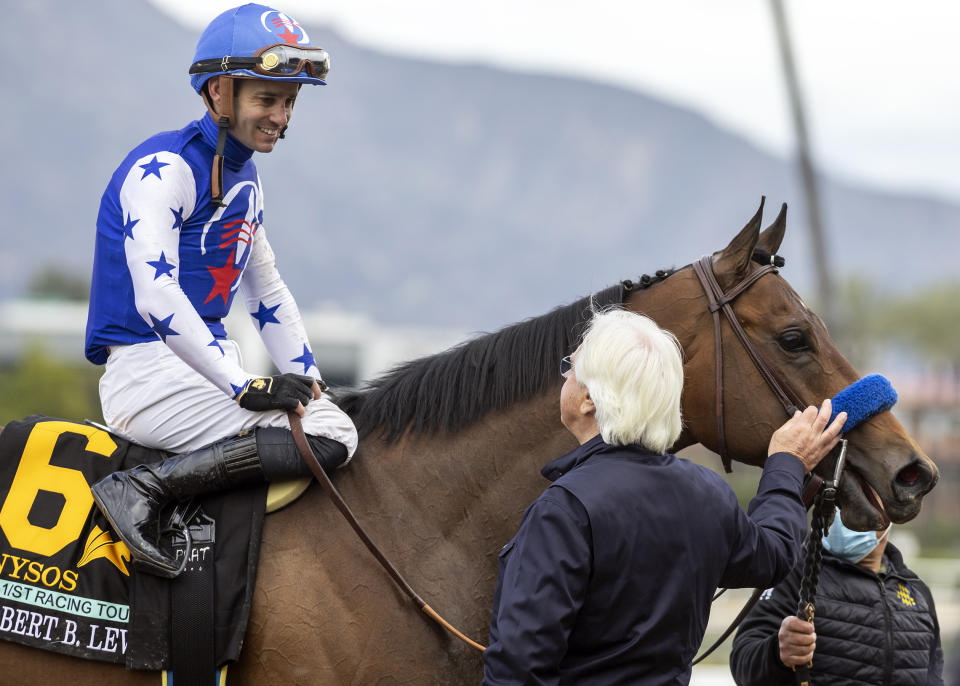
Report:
190,43,330,82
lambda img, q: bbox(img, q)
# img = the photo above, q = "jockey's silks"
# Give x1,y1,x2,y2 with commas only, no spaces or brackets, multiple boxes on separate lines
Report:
85,112,318,398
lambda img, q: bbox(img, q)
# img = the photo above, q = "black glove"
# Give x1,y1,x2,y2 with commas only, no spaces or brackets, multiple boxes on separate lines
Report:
236,373,317,412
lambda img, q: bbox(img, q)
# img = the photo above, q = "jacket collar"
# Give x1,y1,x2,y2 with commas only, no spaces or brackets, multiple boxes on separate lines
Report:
825,542,915,579
197,112,255,169
541,434,669,481
541,434,606,481
879,543,914,578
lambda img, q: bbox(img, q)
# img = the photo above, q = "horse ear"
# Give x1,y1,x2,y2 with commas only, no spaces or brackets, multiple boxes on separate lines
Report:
757,202,787,254
714,197,764,288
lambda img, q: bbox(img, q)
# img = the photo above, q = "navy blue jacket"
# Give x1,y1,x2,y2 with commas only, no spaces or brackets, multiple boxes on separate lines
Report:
483,435,808,686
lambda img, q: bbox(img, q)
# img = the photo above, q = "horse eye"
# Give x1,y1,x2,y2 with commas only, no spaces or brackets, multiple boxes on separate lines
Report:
778,329,810,352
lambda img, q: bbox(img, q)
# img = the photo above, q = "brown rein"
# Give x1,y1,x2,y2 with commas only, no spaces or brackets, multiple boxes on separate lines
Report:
287,411,486,652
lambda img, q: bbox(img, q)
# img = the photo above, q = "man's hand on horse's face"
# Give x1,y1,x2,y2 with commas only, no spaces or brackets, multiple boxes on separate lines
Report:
236,373,321,416
768,399,847,472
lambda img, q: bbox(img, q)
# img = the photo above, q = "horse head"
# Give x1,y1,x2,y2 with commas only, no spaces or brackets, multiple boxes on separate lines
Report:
639,200,938,531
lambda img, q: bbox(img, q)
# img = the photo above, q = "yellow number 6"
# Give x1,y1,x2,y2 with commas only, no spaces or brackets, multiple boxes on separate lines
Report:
0,421,117,557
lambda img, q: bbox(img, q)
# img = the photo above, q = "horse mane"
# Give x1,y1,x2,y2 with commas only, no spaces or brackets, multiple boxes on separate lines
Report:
336,283,628,442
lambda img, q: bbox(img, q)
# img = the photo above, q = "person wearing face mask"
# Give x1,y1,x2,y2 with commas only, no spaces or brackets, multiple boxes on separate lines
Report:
729,507,944,685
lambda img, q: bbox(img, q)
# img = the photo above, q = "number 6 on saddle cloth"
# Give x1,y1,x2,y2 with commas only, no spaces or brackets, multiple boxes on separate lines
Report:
0,417,293,675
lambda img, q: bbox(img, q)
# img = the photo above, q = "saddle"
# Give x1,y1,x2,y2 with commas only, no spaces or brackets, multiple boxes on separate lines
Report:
0,415,293,675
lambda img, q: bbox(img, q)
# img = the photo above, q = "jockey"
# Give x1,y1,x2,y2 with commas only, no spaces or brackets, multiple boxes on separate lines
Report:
84,3,358,578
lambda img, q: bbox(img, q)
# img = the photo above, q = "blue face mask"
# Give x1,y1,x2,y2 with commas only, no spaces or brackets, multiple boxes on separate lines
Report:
822,508,890,564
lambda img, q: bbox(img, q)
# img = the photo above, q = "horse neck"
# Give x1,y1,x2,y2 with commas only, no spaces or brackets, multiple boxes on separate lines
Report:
352,392,577,547
623,268,714,452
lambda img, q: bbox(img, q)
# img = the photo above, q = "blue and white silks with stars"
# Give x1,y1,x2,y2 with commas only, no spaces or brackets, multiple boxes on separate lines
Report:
85,113,357,456
86,112,317,398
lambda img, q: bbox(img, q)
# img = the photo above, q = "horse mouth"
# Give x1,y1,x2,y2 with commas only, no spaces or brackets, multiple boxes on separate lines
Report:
838,465,890,530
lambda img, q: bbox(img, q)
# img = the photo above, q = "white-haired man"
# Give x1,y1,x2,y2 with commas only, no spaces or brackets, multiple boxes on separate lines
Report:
482,309,848,686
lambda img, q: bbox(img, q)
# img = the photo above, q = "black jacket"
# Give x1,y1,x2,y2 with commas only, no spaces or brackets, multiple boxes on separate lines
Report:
483,436,808,685
729,543,943,686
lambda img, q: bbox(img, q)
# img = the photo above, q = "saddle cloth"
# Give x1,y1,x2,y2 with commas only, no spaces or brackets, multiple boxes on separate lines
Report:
0,415,266,670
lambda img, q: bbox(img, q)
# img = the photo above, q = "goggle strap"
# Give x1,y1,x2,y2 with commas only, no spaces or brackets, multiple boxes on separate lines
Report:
190,57,260,75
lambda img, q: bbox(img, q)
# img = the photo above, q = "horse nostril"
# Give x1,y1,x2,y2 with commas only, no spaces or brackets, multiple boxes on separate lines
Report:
897,464,923,485
889,458,939,512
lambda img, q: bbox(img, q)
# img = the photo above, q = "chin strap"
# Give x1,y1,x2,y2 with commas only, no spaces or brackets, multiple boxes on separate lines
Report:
200,77,237,207
200,77,299,204
211,119,228,207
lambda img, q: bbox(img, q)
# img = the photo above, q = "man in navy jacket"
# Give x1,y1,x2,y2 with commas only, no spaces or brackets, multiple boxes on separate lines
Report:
482,309,848,685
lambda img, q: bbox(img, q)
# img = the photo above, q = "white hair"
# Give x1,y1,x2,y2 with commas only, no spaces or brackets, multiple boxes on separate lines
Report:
575,308,684,452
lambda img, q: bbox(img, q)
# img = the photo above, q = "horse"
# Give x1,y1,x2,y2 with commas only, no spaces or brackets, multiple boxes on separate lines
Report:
0,202,938,684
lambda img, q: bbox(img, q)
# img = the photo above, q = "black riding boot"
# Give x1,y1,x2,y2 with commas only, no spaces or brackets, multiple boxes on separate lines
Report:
90,428,347,578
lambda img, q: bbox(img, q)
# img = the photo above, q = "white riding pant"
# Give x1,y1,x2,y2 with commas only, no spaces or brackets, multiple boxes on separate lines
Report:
99,340,358,458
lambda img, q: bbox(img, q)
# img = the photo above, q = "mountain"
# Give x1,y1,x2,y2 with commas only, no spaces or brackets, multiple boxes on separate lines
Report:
2,0,957,332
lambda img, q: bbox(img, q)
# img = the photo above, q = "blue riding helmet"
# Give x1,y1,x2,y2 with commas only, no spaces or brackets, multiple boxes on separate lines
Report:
188,4,328,204
189,3,329,93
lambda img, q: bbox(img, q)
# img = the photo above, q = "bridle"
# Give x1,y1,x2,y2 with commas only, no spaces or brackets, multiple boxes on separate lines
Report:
690,253,806,472
688,251,825,667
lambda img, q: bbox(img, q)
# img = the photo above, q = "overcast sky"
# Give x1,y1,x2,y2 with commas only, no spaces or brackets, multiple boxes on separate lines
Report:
150,0,960,202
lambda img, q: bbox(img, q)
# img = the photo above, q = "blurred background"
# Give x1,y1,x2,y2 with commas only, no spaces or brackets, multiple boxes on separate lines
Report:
1,1,957,681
